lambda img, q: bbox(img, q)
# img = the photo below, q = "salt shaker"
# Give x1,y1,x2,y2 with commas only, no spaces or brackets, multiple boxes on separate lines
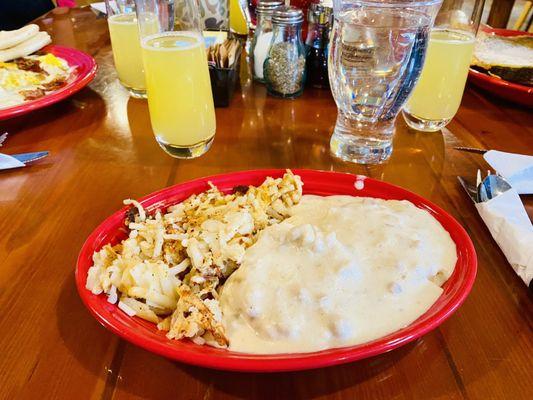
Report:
263,6,306,98
251,0,283,82
305,1,333,89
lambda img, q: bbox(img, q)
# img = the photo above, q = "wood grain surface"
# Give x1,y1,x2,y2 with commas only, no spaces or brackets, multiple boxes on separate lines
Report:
0,7,532,400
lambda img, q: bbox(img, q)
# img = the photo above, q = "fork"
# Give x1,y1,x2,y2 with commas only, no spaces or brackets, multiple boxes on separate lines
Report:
0,132,7,147
457,176,479,203
458,169,500,203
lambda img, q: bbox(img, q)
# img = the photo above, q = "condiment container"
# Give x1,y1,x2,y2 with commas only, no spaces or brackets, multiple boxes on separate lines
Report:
264,6,306,98
208,40,243,107
209,62,241,107
305,1,333,89
251,0,283,82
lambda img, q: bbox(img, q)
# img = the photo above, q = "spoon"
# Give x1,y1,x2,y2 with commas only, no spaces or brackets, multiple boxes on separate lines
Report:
477,173,512,202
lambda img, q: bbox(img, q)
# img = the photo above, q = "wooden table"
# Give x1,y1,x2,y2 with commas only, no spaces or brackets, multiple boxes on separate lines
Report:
1,7,532,400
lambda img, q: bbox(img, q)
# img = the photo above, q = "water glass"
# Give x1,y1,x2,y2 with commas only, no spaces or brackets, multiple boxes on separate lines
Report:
106,0,147,98
328,0,442,164
135,0,216,159
403,0,485,132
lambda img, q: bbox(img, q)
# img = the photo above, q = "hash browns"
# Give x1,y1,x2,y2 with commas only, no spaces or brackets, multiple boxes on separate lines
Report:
86,171,303,347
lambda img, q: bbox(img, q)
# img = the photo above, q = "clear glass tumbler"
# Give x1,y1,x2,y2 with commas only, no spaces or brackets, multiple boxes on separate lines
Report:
105,0,147,98
135,0,216,159
402,0,485,132
328,0,442,164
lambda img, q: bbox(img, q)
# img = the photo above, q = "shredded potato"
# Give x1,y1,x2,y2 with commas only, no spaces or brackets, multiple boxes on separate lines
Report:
86,171,303,346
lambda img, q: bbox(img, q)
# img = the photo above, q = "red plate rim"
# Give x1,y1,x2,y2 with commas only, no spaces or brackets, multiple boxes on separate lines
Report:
75,169,477,372
468,27,533,101
469,69,533,96
0,45,98,121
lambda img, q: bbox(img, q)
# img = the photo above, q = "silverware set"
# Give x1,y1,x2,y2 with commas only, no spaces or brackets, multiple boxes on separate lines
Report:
457,171,512,203
455,146,514,203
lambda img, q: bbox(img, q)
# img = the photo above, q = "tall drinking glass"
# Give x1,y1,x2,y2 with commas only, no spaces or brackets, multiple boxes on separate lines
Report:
328,0,442,164
402,0,485,131
135,0,216,159
106,0,147,98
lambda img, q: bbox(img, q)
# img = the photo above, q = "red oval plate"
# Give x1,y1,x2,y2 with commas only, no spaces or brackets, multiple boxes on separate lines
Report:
75,169,477,372
468,27,533,107
0,45,98,120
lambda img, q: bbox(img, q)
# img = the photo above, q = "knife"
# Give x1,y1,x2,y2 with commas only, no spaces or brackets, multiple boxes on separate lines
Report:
11,151,49,164
454,146,487,154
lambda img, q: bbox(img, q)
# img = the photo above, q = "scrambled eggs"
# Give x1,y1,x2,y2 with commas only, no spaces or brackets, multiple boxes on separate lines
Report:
0,53,71,109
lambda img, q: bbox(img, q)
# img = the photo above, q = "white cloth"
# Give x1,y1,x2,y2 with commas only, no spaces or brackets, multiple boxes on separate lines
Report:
0,153,25,170
484,150,533,195
475,188,533,286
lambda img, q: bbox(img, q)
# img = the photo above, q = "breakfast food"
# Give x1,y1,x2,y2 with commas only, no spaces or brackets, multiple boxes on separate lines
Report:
85,171,303,347
0,25,51,62
471,32,533,86
0,53,72,108
0,32,52,64
0,24,71,109
221,195,457,353
0,25,41,52
86,173,458,353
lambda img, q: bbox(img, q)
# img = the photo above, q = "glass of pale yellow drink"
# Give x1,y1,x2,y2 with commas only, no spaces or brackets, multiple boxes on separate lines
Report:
105,0,149,98
135,0,216,158
402,0,485,132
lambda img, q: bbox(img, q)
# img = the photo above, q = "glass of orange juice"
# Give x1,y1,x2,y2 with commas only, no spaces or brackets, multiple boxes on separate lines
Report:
105,0,150,98
402,0,485,132
134,0,216,159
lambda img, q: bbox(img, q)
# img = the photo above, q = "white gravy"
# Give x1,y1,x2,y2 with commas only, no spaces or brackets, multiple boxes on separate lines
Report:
220,195,457,354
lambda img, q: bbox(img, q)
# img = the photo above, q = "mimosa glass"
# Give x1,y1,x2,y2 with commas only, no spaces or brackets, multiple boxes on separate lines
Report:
106,0,147,98
135,0,216,159
402,0,485,132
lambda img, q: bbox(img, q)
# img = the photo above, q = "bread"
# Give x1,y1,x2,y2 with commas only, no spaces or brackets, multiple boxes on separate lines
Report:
0,31,51,62
0,24,40,51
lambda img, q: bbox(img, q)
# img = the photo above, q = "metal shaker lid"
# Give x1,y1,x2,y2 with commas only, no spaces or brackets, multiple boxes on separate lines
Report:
272,5,304,25
256,0,284,16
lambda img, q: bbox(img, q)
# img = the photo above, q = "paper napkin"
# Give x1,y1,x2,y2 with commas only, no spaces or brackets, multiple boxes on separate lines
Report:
484,150,533,195
475,188,533,286
0,153,25,170
90,2,107,14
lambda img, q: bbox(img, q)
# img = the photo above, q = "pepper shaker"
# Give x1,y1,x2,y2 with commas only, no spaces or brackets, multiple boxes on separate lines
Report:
251,0,284,82
263,6,306,98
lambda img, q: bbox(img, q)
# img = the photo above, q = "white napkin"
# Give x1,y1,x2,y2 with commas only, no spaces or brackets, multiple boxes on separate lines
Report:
0,153,25,170
484,150,533,194
90,2,107,14
475,188,533,286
